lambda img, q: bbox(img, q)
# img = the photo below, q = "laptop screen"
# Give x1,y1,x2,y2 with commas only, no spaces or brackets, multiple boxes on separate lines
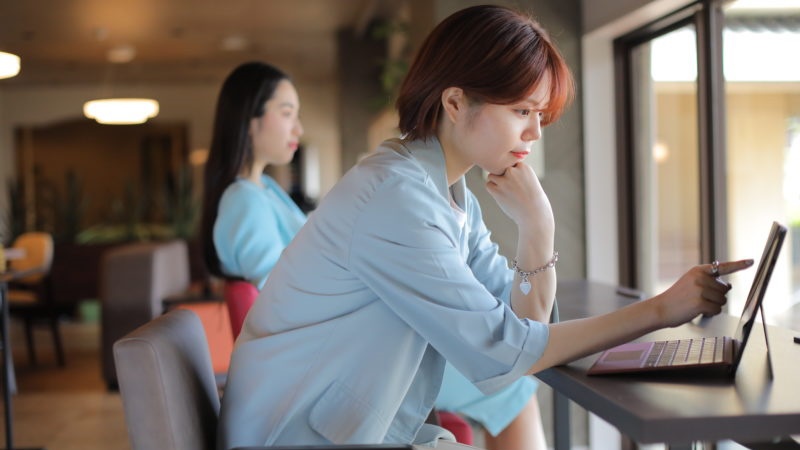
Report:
731,221,787,364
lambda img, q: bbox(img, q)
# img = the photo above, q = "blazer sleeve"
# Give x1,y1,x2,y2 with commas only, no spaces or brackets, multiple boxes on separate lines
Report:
462,189,515,303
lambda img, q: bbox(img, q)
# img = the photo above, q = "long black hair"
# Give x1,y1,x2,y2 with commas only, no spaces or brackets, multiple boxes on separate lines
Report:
200,61,289,279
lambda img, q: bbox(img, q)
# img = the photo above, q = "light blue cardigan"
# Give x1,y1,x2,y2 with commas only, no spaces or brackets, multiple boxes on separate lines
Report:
213,174,306,290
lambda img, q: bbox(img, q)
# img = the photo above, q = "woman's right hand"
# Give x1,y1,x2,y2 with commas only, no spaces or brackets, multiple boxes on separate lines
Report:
485,162,554,234
652,258,754,328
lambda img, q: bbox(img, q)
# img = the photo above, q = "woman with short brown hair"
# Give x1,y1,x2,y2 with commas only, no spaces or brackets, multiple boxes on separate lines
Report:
218,6,750,449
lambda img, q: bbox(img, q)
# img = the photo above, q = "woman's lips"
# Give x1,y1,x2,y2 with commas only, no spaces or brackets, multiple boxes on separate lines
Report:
511,151,529,159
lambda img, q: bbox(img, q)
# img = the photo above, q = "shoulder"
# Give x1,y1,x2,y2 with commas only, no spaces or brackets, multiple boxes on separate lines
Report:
221,178,261,198
215,179,279,226
330,141,432,206
357,140,428,181
259,174,284,191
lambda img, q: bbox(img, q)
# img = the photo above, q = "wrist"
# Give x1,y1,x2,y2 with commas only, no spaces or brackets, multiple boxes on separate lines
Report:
647,294,669,329
516,230,554,266
512,252,558,295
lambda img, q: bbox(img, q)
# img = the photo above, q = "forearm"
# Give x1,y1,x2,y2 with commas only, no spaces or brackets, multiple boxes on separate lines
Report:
523,258,756,374
510,225,556,322
526,298,662,374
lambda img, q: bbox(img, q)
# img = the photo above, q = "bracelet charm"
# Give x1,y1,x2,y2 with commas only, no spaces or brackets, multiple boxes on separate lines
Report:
513,252,559,295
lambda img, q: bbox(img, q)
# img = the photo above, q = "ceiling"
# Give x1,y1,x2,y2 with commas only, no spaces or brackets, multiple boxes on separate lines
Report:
0,0,401,86
7,1,797,89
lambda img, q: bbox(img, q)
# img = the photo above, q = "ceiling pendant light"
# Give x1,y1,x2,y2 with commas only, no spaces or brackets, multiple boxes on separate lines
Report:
82,43,159,125
83,98,160,125
0,51,21,79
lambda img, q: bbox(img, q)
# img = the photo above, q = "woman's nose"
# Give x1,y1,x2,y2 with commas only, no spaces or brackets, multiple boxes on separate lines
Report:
522,116,542,142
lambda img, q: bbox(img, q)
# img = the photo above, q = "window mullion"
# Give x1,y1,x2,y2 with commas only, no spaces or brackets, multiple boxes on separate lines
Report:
695,0,729,264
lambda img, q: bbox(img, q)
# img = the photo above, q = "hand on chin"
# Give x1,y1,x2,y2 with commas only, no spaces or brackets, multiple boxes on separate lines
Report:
491,162,520,177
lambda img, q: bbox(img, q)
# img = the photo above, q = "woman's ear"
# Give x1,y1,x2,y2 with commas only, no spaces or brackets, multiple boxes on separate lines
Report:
441,87,465,124
248,117,260,137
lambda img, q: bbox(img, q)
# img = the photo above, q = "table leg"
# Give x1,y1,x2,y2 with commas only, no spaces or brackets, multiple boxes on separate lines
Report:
553,390,570,450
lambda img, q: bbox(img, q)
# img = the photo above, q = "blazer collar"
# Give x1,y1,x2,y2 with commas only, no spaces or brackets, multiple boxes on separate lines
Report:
399,137,467,209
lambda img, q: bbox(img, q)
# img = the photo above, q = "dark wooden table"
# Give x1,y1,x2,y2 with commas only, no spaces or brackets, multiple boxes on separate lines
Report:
541,279,800,449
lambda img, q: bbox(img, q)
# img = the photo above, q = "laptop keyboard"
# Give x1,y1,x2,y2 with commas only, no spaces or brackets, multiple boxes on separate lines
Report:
645,336,726,367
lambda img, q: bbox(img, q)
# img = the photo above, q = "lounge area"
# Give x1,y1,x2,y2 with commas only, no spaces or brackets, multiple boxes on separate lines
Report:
2,1,800,450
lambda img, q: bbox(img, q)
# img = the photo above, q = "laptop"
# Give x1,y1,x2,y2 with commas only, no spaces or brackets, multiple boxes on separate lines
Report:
587,221,786,377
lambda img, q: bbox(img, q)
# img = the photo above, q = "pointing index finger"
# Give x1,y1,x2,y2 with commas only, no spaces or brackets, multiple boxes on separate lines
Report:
717,258,754,276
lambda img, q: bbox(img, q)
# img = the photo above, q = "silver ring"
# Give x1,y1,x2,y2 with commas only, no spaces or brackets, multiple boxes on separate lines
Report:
710,260,720,277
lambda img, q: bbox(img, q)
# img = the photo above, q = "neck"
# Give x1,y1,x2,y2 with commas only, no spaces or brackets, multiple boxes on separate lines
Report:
436,125,472,186
241,162,268,186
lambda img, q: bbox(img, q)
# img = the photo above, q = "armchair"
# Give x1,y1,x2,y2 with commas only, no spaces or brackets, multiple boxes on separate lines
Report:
7,231,64,366
114,308,219,450
100,239,190,389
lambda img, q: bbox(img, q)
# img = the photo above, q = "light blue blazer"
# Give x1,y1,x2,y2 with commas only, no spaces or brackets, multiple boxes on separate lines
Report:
218,138,550,450
213,174,306,289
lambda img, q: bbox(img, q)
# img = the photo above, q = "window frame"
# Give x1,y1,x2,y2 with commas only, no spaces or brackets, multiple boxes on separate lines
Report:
612,0,729,288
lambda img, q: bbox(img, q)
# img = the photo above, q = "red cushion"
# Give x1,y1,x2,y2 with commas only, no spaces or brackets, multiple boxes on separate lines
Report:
223,281,259,338
174,302,233,374
437,411,473,445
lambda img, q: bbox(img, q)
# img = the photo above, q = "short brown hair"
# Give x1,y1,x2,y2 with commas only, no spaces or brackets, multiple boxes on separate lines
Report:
396,5,574,141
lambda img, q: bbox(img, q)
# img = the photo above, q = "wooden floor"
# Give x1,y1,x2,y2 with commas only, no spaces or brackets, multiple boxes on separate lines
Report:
3,318,130,450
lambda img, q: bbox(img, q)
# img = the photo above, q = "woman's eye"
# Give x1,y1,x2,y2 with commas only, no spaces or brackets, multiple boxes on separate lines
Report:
517,109,531,117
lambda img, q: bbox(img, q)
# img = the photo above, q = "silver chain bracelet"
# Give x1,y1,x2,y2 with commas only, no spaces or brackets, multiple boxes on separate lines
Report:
512,251,559,294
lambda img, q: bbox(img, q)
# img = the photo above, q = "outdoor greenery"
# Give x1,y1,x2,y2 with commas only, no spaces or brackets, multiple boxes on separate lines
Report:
371,19,411,111
1,179,26,246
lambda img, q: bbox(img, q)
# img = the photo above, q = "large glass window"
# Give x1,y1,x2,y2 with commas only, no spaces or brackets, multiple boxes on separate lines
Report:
633,25,702,295
608,2,800,448
618,1,800,326
721,0,800,320
613,5,709,297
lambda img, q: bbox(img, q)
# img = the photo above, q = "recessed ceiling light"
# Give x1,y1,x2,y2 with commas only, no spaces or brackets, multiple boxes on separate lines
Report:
221,34,248,51
93,27,108,42
108,45,136,64
0,51,21,79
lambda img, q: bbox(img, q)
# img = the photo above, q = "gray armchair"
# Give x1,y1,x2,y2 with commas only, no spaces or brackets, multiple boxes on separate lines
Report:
114,309,423,450
100,239,190,389
114,308,219,450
